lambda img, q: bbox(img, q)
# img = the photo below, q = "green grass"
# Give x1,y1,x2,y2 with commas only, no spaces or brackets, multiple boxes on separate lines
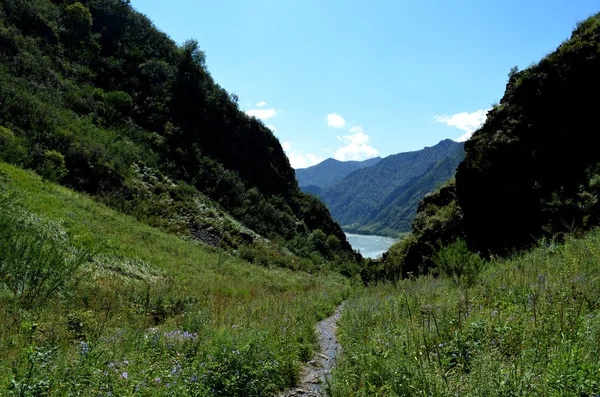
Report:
0,162,350,396
330,233,600,396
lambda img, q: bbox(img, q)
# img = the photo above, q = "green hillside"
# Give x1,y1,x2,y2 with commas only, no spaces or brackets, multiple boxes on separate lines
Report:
0,0,354,268
320,139,464,236
332,230,600,396
380,13,600,280
0,161,349,395
456,15,600,255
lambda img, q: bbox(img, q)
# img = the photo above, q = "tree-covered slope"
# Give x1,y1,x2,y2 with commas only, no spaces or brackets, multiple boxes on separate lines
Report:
0,0,353,263
360,147,464,235
296,157,381,189
456,13,600,255
380,13,600,282
320,139,464,235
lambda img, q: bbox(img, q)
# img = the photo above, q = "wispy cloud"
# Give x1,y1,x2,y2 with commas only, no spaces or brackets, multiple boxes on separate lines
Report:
256,101,267,107
334,126,379,161
246,108,277,120
434,109,490,142
327,113,346,128
266,125,276,132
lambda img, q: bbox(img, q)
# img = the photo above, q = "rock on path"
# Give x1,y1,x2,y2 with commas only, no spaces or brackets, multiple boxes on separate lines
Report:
277,304,344,397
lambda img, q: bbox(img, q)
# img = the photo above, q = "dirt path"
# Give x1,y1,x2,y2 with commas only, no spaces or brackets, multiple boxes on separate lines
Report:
278,304,344,397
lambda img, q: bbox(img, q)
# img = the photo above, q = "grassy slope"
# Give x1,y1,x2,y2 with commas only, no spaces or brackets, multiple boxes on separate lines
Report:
0,162,350,396
331,233,600,396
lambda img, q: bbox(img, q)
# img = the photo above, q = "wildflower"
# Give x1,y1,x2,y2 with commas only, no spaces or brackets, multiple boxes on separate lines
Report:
538,274,546,284
120,372,128,380
154,377,161,384
78,341,90,355
190,374,199,383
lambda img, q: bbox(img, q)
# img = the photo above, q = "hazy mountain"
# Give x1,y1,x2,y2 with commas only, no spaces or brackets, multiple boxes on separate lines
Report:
296,157,382,189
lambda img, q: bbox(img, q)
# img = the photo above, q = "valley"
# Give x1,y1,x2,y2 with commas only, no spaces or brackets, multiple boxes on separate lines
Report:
2,0,600,396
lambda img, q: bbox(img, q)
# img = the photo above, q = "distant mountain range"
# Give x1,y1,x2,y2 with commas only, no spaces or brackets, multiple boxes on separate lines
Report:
295,157,382,190
298,139,464,237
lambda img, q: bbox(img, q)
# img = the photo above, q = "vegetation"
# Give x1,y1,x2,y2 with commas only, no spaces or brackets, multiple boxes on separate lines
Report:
331,232,600,396
0,0,355,271
456,13,600,255
381,13,600,280
318,139,464,237
0,162,350,396
3,0,600,395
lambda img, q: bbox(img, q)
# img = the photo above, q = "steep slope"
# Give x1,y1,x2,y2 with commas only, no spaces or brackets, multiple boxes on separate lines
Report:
360,148,464,235
0,161,349,395
296,157,382,189
0,0,353,263
379,13,600,282
456,12,600,255
320,139,464,235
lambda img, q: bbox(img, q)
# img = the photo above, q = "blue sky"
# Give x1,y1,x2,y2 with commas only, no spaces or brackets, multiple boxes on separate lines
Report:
131,0,598,168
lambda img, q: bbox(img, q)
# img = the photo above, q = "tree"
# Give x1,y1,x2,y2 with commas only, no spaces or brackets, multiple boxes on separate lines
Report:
62,2,92,40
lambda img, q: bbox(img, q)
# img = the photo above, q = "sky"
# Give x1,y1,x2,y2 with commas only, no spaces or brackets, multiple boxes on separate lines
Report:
131,0,599,168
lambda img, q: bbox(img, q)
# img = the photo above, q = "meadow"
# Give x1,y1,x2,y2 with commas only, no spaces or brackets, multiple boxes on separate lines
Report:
0,162,349,396
330,234,600,396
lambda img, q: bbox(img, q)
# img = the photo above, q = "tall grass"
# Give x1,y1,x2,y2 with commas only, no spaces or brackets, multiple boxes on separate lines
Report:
330,233,600,396
0,163,350,396
0,196,89,308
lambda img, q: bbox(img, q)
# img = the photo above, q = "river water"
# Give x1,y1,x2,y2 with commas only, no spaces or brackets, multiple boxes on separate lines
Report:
345,233,398,259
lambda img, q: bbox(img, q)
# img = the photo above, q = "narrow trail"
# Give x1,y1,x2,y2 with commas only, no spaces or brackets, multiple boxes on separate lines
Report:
278,304,344,397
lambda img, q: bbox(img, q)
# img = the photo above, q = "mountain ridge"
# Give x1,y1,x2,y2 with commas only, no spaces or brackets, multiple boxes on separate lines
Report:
296,156,382,189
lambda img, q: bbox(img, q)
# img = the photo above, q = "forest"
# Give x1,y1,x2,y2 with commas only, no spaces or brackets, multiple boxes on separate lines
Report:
0,0,358,273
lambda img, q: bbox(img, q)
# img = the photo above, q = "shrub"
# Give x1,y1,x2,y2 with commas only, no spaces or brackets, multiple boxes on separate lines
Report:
0,126,27,164
433,238,482,288
36,150,68,182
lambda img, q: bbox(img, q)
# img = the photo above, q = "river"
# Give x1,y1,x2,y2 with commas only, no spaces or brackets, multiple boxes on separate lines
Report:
345,233,398,259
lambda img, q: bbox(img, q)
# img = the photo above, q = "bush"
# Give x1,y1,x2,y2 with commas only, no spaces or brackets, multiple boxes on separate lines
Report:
433,238,482,288
0,126,27,164
36,150,68,182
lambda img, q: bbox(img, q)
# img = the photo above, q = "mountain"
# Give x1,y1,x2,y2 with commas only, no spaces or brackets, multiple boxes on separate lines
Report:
319,139,464,236
296,157,382,189
455,13,600,255
380,12,600,280
0,0,355,267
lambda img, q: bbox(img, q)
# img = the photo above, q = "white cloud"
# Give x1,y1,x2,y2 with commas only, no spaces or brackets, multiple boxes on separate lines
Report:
246,108,277,120
334,127,379,161
327,113,346,128
288,152,323,169
256,101,267,107
434,109,490,142
280,141,322,169
266,125,277,132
